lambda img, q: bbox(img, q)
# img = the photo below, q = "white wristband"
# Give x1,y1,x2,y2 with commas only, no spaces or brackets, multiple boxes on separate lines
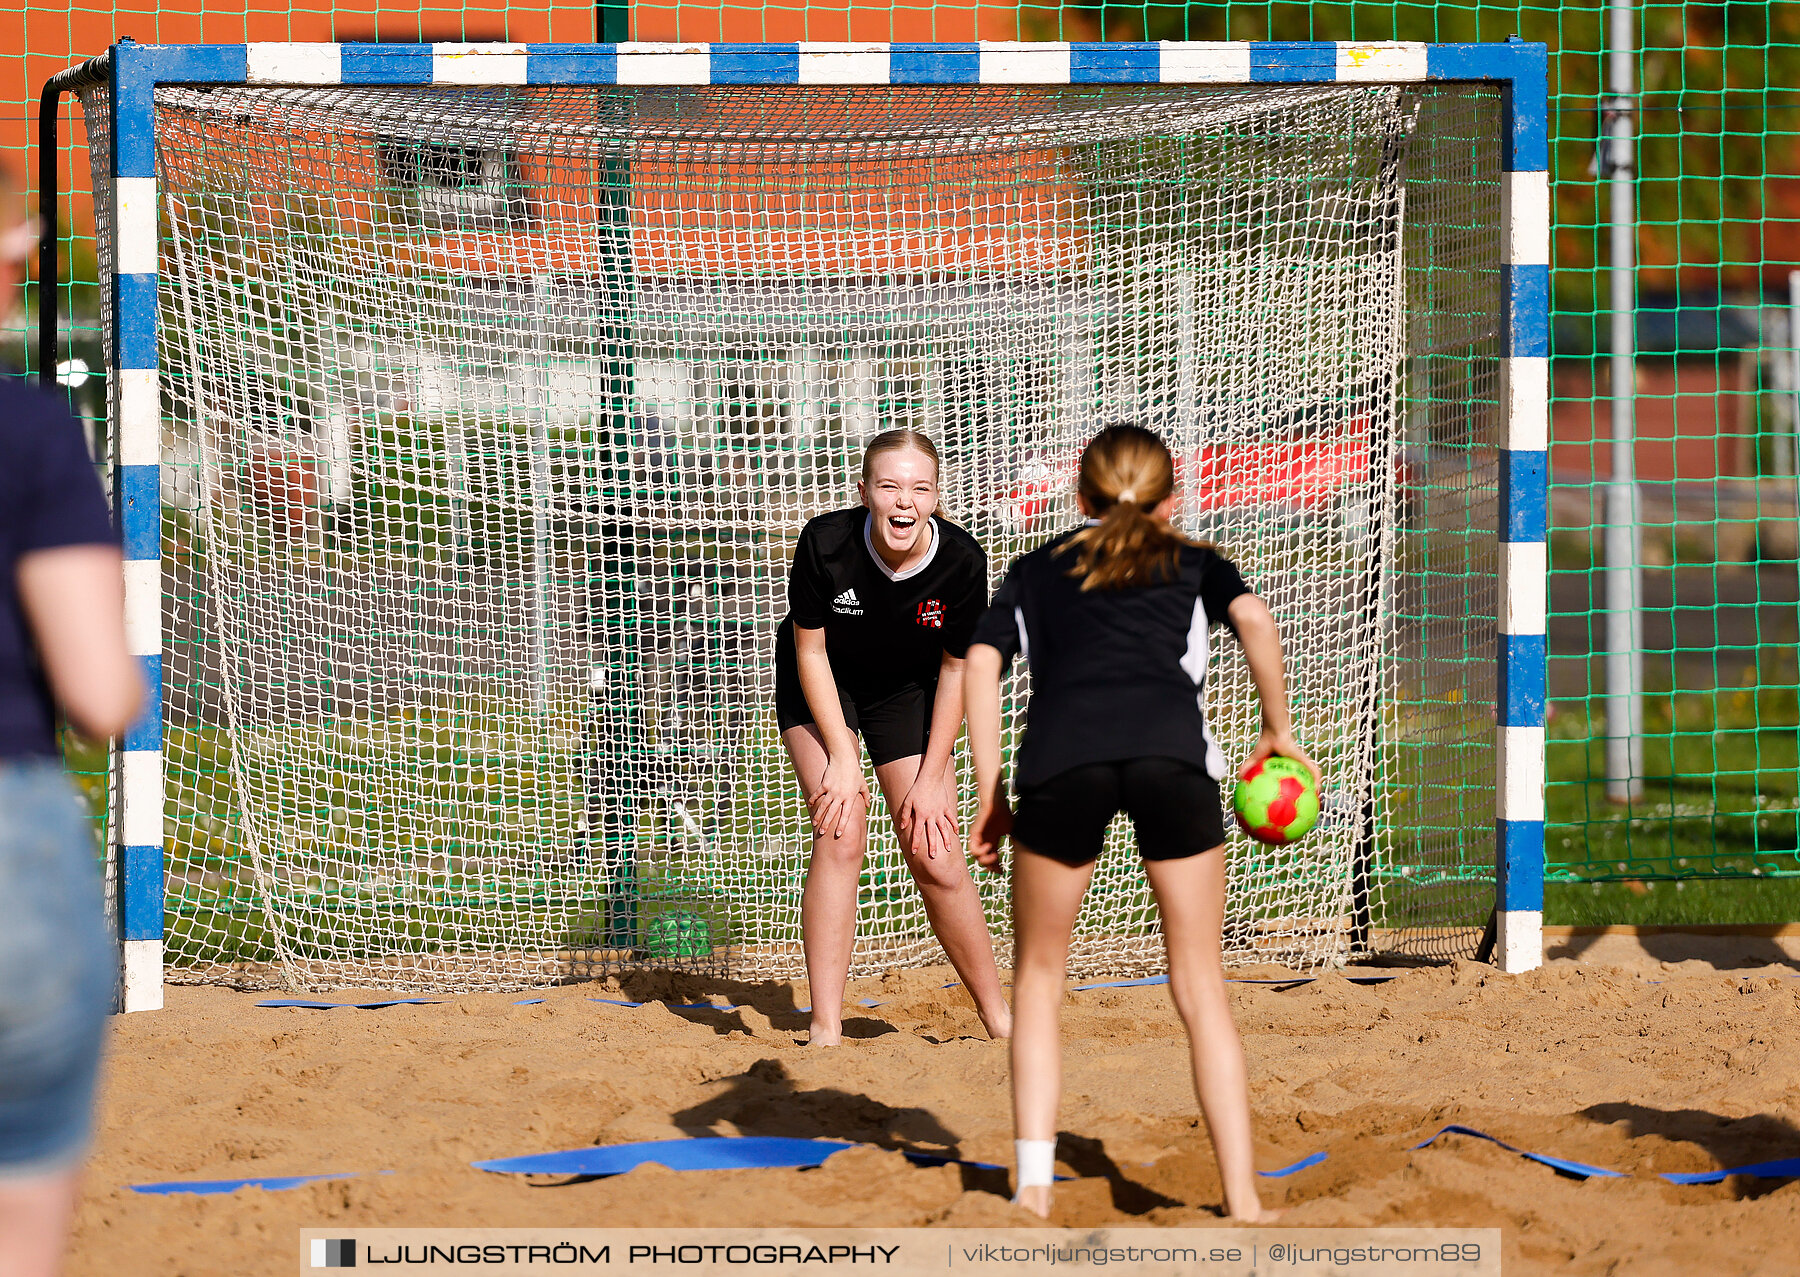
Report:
1014,1139,1056,1193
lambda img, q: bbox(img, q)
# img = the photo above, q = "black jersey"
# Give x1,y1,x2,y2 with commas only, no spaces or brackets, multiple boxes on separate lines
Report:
970,529,1253,789
784,508,988,697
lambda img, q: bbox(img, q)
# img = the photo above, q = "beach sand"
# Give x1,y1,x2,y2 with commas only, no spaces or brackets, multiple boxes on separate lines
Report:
70,939,1800,1275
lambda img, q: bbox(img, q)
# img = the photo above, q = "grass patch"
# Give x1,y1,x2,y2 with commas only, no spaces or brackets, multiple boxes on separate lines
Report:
1547,654,1800,881
1547,877,1800,927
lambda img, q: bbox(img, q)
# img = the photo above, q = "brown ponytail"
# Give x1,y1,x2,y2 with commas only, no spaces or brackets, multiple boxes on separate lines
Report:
1057,425,1198,591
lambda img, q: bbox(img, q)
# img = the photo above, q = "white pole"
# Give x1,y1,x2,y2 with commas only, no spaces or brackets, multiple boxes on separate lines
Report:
1772,311,1795,478
1791,272,1800,609
1604,2,1644,802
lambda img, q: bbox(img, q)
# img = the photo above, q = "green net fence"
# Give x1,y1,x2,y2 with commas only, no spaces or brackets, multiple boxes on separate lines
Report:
5,1,1800,932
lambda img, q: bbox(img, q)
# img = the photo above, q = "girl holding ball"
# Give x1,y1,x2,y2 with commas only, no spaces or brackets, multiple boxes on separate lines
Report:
963,424,1317,1219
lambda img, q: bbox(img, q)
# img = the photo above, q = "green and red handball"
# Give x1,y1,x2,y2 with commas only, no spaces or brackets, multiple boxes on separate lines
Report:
1232,756,1319,846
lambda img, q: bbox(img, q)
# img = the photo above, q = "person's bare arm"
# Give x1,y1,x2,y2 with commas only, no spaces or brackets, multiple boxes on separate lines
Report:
1227,593,1319,785
963,643,1011,871
793,623,867,838
17,545,144,741
896,652,965,859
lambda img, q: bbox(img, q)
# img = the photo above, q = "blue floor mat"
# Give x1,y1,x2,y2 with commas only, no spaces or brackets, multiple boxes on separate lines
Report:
1413,1125,1624,1179
255,999,440,1009
473,1137,858,1177
1661,1157,1800,1185
133,1172,359,1195
1260,1150,1329,1178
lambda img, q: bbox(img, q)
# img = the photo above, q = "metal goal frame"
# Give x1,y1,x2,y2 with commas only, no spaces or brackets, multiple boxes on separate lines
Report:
40,38,1549,1009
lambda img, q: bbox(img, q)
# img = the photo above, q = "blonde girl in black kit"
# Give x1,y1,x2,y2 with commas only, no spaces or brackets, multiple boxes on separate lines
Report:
964,424,1317,1220
777,429,1011,1046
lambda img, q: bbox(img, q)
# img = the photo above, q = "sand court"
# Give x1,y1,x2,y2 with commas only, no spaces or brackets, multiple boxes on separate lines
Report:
68,943,1800,1276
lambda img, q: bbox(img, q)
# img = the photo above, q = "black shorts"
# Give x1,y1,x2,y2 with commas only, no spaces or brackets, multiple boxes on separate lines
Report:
1011,757,1226,866
774,621,933,766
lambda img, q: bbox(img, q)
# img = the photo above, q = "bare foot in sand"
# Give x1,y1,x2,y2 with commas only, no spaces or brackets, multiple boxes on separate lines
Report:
1012,1185,1052,1217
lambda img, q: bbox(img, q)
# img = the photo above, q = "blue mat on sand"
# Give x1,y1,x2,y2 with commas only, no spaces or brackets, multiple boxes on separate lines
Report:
1413,1125,1623,1179
1071,976,1169,990
129,1135,1799,1194
900,1151,1069,1180
512,997,884,1012
133,1172,358,1195
476,1136,1324,1183
256,998,440,1009
1661,1157,1800,1185
511,997,746,1010
475,1137,857,1176
1070,975,1395,992
912,1150,1323,1178
1261,1150,1329,1178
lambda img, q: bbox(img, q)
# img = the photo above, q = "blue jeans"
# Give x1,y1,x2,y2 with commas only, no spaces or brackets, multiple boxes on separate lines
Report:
0,762,112,1176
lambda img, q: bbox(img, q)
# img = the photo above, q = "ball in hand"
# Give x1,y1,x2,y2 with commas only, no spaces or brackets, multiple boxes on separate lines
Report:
1232,756,1319,846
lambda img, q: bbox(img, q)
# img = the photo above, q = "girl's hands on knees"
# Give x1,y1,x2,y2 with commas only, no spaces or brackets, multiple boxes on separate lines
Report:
1242,726,1321,789
898,770,959,860
811,754,869,840
969,796,1013,873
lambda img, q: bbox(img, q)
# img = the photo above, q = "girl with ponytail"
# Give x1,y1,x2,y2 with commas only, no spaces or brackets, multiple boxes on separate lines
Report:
964,424,1317,1220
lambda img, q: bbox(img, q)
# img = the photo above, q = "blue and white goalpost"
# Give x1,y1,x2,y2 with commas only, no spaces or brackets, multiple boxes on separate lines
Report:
46,39,1548,1008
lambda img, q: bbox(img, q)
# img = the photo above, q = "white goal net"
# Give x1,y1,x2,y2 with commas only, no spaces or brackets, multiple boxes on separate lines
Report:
80,78,1503,990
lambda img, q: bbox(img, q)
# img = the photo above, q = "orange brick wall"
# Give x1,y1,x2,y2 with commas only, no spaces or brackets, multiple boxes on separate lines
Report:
1551,358,1763,484
5,1,1019,249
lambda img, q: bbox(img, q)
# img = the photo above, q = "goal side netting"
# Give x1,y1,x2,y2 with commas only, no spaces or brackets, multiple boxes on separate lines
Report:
79,79,1501,991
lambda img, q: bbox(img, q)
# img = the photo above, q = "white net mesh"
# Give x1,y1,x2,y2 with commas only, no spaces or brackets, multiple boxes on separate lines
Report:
80,78,1503,990
1383,87,1503,961
76,81,122,961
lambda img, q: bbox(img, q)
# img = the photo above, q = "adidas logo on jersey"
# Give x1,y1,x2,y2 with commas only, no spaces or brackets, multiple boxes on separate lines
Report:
832,588,863,615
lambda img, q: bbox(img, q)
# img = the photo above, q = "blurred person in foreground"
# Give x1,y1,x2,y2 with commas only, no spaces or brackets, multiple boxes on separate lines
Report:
0,163,143,1277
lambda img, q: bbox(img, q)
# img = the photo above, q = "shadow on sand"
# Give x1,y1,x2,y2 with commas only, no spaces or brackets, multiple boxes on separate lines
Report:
1583,1102,1800,1199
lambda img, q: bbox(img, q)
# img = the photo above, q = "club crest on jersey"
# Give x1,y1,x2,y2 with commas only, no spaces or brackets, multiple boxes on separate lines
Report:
915,599,945,629
832,588,863,616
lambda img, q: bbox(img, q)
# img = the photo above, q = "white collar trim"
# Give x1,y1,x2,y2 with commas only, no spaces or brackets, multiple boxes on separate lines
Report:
863,510,940,581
